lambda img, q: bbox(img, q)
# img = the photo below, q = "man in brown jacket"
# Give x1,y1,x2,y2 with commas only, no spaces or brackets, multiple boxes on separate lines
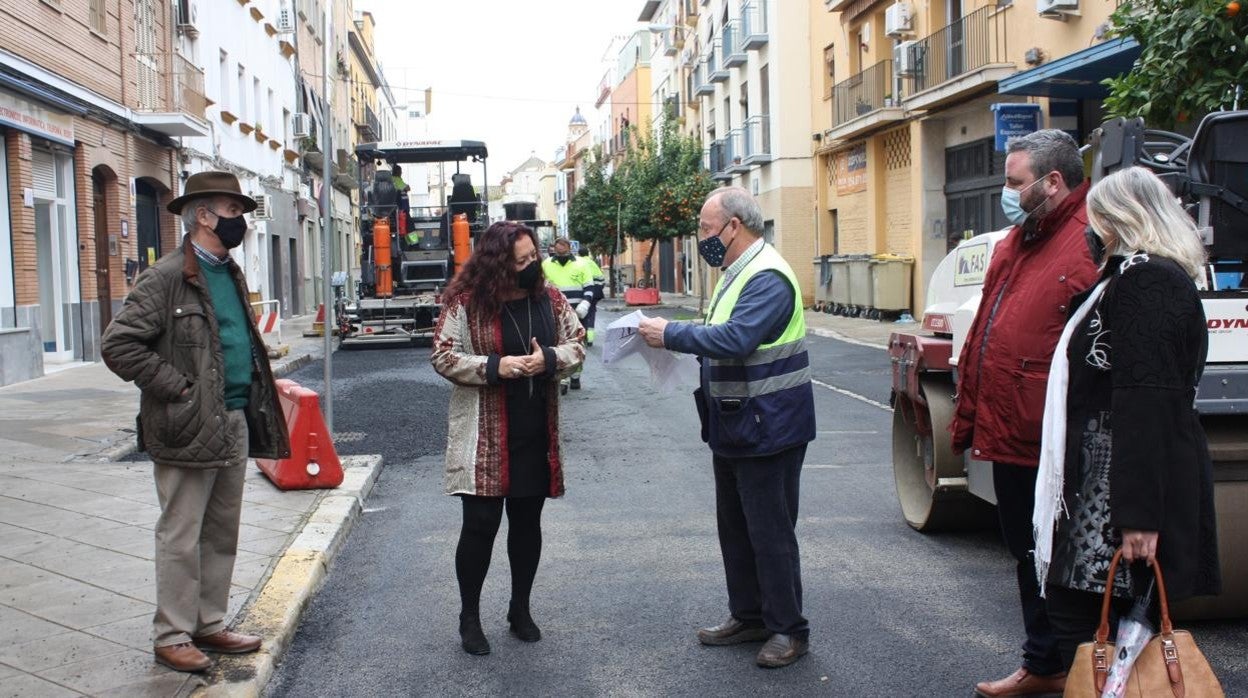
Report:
101,171,290,673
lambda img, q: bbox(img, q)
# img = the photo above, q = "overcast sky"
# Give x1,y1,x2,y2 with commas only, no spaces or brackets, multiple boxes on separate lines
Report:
353,0,645,184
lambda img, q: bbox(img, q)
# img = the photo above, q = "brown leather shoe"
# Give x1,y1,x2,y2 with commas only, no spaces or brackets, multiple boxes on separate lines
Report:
154,642,212,673
755,633,809,668
697,617,772,646
193,629,263,654
974,667,1067,697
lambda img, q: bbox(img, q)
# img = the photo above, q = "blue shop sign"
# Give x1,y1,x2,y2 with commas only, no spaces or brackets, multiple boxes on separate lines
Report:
991,103,1042,151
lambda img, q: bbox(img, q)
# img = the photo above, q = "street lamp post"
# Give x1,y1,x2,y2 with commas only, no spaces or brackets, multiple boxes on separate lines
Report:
320,3,334,432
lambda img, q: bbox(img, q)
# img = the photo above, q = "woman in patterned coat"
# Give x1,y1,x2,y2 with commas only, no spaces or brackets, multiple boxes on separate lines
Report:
1033,167,1220,670
431,221,585,656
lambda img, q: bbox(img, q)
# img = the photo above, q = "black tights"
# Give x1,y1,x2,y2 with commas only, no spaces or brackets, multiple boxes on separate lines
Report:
455,495,546,617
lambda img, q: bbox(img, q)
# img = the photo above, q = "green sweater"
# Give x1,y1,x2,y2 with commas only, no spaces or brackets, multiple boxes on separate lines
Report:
200,263,253,410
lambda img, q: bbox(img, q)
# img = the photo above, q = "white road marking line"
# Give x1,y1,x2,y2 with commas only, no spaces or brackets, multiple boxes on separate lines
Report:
807,327,888,351
812,379,893,412
803,464,846,469
362,507,387,514
817,430,880,435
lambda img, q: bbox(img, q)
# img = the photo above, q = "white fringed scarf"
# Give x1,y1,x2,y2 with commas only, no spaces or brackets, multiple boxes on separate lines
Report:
1033,278,1110,598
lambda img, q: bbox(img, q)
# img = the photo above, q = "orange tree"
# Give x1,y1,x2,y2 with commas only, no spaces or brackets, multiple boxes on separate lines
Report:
566,146,620,256
616,112,714,285
1103,0,1248,128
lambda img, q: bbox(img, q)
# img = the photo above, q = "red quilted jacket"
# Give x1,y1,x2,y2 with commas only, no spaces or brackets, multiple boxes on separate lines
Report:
950,180,1099,467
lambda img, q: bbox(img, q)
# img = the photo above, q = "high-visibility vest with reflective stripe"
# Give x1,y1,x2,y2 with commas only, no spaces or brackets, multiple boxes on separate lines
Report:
578,256,605,285
702,244,815,457
543,257,590,299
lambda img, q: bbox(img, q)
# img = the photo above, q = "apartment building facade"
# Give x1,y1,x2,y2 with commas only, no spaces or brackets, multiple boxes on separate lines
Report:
813,0,1128,313
683,0,817,301
178,0,303,321
0,0,208,384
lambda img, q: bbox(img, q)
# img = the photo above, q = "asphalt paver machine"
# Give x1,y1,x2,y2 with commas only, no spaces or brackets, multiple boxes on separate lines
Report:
338,140,489,347
887,111,1248,619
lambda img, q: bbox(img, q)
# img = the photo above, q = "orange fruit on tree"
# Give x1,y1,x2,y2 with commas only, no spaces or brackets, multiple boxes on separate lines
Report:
1229,1,1241,17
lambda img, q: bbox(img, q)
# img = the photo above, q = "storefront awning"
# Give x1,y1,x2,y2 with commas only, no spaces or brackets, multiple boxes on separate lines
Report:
998,38,1140,99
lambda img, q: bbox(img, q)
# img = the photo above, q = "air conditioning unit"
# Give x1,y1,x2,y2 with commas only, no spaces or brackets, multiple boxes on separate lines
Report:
894,40,922,76
175,0,199,37
276,2,296,33
885,3,914,37
1036,0,1079,14
252,194,273,221
291,112,311,139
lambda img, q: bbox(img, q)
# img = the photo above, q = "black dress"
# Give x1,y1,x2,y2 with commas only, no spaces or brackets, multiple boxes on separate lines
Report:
500,296,553,498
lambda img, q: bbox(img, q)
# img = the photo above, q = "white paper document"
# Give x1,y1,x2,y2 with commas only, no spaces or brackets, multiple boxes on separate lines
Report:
599,310,700,392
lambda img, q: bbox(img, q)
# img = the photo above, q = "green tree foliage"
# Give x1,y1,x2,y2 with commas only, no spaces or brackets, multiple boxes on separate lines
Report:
566,146,620,255
616,112,715,273
1102,0,1248,129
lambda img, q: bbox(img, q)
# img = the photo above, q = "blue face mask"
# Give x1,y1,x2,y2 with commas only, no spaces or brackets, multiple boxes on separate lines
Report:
1000,175,1049,226
697,219,734,268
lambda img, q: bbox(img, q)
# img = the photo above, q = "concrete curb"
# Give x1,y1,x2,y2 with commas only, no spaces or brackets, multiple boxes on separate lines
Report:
191,453,384,698
90,351,317,464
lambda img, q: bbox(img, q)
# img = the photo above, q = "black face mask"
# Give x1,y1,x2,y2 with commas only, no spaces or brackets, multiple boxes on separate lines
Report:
210,210,248,249
1085,226,1106,265
516,260,541,290
555,254,573,265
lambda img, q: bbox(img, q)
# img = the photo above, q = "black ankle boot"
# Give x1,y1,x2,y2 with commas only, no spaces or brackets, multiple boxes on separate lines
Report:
507,605,541,643
459,612,491,655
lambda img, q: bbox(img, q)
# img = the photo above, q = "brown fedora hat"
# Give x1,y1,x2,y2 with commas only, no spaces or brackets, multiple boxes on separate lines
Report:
167,171,258,214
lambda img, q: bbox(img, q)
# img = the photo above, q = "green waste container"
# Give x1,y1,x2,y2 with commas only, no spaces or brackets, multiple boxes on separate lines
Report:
871,254,914,318
827,256,850,315
845,254,873,317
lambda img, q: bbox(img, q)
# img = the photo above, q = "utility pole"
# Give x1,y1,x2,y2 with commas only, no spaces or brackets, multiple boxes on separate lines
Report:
320,3,334,431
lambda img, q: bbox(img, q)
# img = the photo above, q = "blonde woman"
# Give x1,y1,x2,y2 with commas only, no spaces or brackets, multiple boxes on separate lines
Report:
1033,166,1220,670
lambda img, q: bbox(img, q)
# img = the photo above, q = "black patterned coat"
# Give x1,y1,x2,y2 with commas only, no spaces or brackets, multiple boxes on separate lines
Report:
1049,253,1220,601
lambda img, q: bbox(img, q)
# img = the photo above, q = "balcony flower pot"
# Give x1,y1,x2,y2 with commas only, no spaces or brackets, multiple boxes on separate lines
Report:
254,127,268,143
238,122,255,135
883,95,895,107
268,139,282,151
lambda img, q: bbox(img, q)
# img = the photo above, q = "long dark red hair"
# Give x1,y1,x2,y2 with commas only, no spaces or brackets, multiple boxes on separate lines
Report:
443,221,545,318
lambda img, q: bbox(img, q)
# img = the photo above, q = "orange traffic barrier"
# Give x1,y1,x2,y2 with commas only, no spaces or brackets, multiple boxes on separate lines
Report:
255,379,344,490
624,287,660,306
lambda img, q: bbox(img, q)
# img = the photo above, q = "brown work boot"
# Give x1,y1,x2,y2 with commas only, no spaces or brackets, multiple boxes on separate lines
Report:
974,667,1067,697
154,642,212,672
755,633,809,668
696,617,771,646
193,629,263,654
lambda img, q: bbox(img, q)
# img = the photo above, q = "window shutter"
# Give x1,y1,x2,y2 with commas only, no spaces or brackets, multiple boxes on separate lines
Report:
32,150,56,198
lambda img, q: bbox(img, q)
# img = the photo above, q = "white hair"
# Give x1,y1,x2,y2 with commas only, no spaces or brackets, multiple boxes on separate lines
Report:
1087,167,1206,280
179,196,216,233
707,186,764,234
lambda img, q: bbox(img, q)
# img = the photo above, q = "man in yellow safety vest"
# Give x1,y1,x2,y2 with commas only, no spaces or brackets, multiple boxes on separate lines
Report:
542,237,592,391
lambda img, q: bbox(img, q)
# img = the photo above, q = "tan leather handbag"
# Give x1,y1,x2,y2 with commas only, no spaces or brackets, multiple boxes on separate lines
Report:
1066,549,1224,697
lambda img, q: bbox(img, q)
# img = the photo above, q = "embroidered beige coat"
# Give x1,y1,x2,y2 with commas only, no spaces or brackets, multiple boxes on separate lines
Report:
431,287,585,497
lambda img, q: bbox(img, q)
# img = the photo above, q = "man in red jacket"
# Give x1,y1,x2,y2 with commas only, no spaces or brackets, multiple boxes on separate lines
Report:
950,130,1099,698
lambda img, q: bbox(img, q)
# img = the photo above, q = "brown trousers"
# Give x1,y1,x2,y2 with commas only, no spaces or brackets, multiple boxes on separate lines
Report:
151,409,248,647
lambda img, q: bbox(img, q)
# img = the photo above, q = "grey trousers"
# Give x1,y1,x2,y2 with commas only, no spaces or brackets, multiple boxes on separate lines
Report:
151,409,248,647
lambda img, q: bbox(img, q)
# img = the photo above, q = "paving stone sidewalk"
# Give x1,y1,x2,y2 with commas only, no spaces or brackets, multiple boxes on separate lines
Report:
0,313,345,697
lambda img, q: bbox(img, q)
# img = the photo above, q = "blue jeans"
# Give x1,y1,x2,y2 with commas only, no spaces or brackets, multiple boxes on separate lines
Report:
712,444,809,640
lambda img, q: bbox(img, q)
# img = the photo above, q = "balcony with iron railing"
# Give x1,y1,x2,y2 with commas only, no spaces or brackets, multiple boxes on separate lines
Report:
709,138,733,181
708,39,729,83
174,54,209,121
827,59,904,142
726,129,749,173
899,4,1012,112
131,52,210,137
355,104,381,141
693,57,714,96
740,1,768,49
742,114,772,165
722,20,746,67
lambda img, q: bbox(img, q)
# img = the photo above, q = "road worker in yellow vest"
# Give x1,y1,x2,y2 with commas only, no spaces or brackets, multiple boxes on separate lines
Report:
542,237,592,391
576,246,605,346
638,186,816,669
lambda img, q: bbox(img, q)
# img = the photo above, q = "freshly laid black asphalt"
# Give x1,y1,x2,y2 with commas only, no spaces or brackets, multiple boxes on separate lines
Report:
266,308,1247,697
